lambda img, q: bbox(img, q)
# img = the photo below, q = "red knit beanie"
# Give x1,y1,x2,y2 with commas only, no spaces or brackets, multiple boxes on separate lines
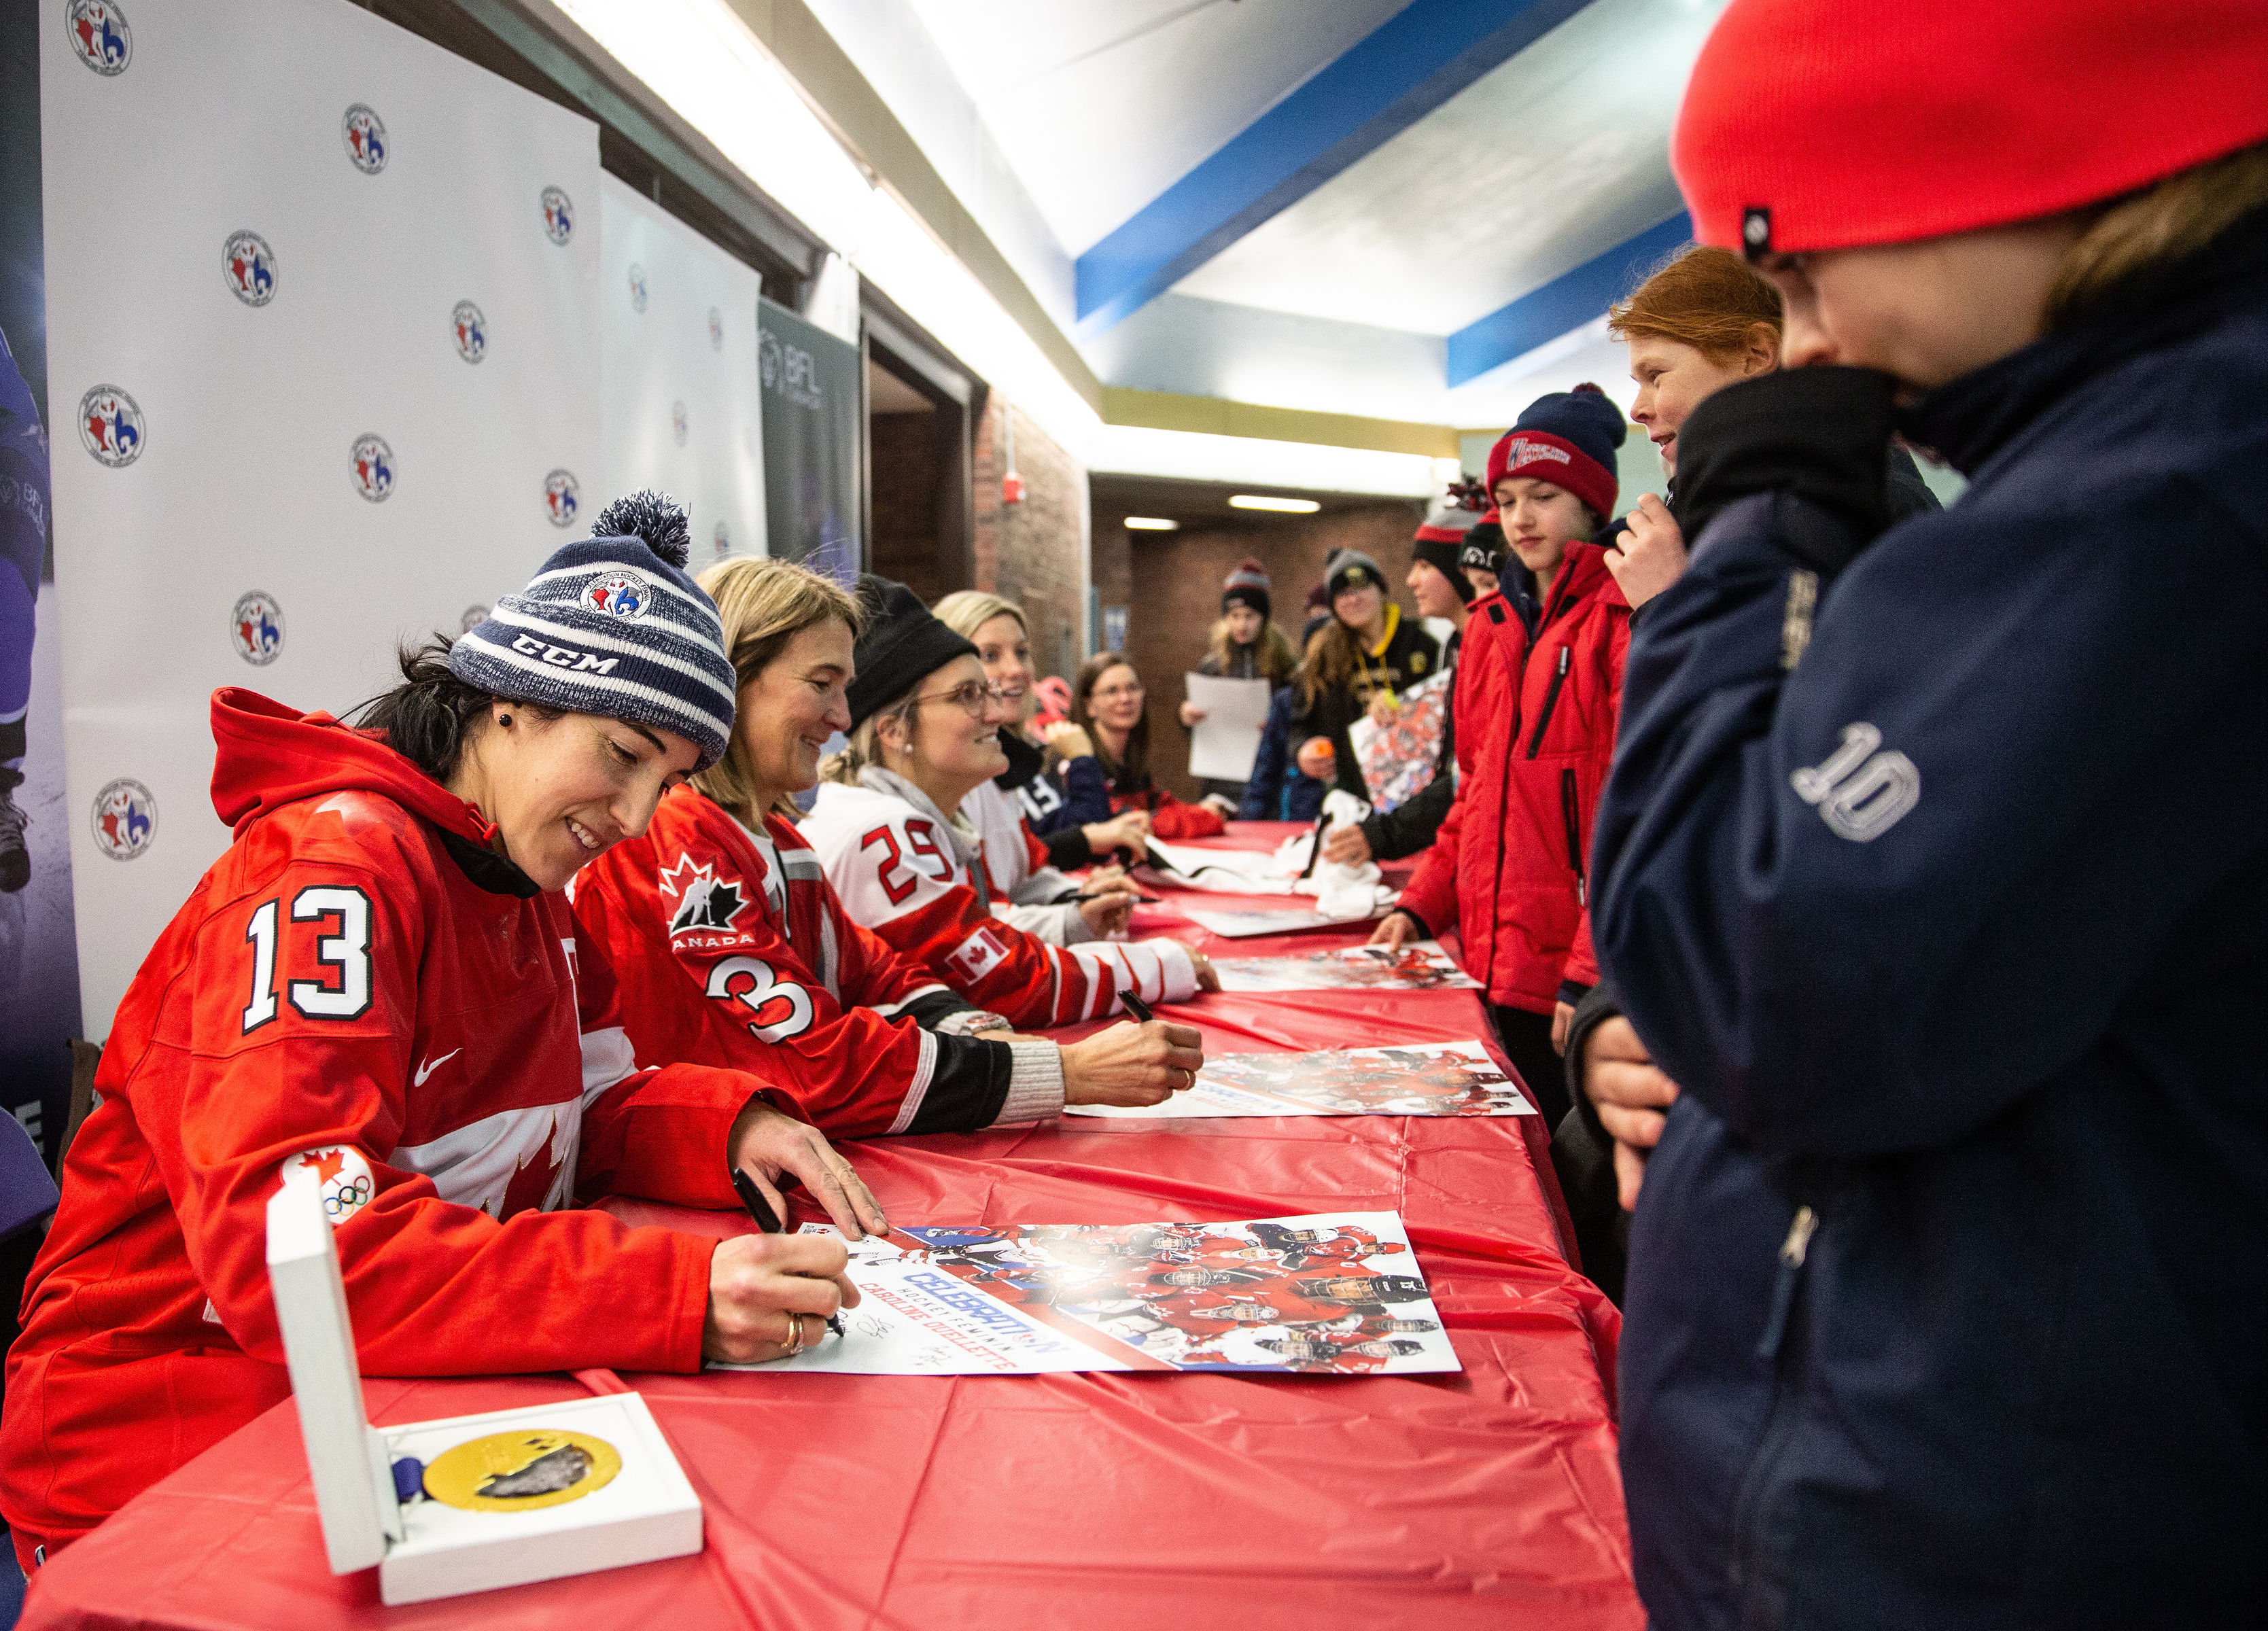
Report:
1675,0,2268,257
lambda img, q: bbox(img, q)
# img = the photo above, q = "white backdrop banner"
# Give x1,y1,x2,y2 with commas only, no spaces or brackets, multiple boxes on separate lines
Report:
599,172,765,568
43,0,601,1036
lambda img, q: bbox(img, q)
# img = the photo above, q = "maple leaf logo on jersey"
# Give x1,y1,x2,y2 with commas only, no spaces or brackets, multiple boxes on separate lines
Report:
658,853,747,937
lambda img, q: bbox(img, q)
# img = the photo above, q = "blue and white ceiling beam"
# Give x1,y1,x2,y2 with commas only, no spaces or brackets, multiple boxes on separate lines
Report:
1073,0,1599,336
1446,210,1692,387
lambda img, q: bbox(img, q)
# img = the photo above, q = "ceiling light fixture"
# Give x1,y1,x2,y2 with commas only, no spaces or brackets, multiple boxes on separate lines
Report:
1123,516,1179,531
1227,494,1321,514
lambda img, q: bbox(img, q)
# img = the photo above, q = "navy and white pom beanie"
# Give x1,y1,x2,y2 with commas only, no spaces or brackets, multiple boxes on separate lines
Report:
450,490,739,771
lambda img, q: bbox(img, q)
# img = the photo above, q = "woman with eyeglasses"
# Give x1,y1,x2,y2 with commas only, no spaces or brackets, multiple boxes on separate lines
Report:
572,559,1202,1136
1070,654,1226,841
803,578,1219,1029
933,591,1150,945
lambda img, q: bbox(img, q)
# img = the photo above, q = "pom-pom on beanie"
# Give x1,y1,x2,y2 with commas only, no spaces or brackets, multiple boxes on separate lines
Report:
846,575,979,730
1323,548,1385,603
1410,523,1475,604
1487,384,1626,521
1673,0,2268,261
450,489,738,771
1221,558,1272,620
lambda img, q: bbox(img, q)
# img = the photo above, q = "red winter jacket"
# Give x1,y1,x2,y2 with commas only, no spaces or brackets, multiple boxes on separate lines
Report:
1398,544,1628,1013
1,691,778,1556
571,787,1067,1137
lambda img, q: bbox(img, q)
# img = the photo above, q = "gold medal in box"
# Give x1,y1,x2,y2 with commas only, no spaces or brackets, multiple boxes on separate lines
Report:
421,1428,622,1512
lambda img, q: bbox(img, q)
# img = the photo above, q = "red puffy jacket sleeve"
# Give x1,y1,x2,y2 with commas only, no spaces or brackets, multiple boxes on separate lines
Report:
147,858,716,1382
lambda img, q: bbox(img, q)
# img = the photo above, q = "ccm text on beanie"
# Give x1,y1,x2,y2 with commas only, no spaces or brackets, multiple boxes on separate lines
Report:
450,490,738,771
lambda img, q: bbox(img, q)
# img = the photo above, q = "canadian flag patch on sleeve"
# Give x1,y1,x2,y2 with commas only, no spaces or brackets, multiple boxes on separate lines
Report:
946,923,1011,985
281,1145,375,1227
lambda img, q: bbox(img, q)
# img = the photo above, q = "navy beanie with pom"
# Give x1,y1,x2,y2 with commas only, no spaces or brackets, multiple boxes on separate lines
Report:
449,489,739,771
1487,383,1628,520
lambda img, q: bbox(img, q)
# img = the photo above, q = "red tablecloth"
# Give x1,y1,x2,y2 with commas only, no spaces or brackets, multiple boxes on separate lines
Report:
19,826,1636,1630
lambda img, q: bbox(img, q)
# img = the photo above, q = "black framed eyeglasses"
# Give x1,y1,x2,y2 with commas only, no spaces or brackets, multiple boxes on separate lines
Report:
911,679,1012,719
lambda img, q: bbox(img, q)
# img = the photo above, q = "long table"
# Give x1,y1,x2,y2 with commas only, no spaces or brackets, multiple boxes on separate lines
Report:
18,824,1639,1630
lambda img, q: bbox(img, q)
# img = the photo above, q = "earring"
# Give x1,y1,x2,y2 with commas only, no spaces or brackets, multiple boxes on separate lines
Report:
497,712,512,727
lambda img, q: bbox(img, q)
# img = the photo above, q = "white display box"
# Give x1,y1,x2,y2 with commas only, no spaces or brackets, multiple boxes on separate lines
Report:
264,1176,703,1606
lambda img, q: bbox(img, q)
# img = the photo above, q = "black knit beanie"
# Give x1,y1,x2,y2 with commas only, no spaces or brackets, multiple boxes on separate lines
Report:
1323,548,1384,602
1221,557,1272,620
846,576,979,729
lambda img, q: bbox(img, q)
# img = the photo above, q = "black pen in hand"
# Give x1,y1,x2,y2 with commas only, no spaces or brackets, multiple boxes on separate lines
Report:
731,1167,844,1338
1117,989,1155,1023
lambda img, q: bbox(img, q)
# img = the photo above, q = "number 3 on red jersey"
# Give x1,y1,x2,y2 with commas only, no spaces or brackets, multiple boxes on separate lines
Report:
241,885,375,1032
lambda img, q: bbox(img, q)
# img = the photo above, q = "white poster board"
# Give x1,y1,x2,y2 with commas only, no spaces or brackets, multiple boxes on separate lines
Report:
598,173,765,566
42,0,601,1036
1183,672,1270,783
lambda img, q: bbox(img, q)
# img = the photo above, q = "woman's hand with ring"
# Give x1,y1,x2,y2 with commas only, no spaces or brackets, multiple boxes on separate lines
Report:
702,1232,860,1365
1058,1018,1206,1108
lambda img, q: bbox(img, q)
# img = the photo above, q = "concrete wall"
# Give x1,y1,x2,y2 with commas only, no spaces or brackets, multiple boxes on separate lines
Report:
1106,501,1427,801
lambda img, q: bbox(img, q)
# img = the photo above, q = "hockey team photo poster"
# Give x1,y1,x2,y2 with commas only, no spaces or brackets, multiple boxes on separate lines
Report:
722,1213,1461,1378
1064,1041,1537,1120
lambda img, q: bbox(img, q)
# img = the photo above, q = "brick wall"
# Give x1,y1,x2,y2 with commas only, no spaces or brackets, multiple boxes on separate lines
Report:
973,395,1087,686
1110,502,1426,801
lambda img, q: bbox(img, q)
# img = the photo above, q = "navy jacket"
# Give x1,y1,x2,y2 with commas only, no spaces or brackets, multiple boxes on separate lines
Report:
1236,686,1327,822
1592,211,2268,1629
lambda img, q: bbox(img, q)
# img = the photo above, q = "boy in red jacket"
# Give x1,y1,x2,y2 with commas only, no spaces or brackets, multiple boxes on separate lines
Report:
1374,388,1631,1125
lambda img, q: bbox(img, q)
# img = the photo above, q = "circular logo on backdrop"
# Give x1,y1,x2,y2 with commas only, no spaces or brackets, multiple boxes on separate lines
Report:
542,468,579,527
627,265,647,313
707,308,723,351
758,330,780,389
67,0,130,75
460,604,489,633
540,187,574,246
586,572,650,619
90,777,156,860
222,231,277,306
671,400,688,446
713,519,730,560
451,300,486,363
230,591,285,665
349,434,394,502
342,104,387,174
78,386,143,468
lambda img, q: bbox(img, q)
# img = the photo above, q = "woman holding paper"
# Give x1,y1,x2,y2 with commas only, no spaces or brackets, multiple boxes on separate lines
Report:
1178,559,1296,812
1070,654,1225,841
804,578,1220,1028
574,557,1202,1138
1,496,874,1568
1239,548,1439,817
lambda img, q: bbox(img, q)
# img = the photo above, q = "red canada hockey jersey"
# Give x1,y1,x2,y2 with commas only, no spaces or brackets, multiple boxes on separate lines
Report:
801,771,1199,1028
1,690,775,1553
572,786,1057,1137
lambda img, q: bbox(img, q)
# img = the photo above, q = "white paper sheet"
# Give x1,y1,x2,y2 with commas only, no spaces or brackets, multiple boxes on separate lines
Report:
1179,905,1385,937
1209,941,1481,993
1183,673,1274,783
1064,1040,1535,1119
712,1213,1461,1378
